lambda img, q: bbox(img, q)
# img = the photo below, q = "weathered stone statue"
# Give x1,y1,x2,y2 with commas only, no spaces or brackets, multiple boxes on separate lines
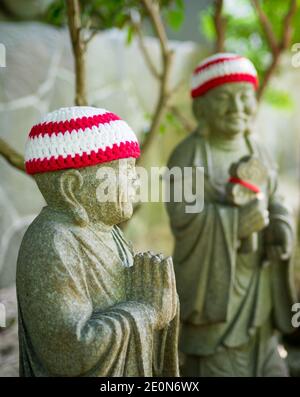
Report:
17,106,179,377
166,53,296,377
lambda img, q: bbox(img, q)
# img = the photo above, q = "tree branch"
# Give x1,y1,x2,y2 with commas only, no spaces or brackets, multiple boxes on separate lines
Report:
253,0,298,99
0,138,26,173
134,21,161,79
141,0,170,58
280,0,297,50
66,0,88,106
251,0,278,56
84,29,98,46
213,0,226,52
257,56,278,100
138,0,174,161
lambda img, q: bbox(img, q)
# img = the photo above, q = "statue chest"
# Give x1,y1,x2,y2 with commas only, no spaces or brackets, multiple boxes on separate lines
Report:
209,144,250,186
73,227,132,311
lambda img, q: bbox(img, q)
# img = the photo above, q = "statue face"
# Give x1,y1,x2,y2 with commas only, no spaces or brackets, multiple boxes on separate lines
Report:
194,82,257,137
78,158,138,226
34,158,138,227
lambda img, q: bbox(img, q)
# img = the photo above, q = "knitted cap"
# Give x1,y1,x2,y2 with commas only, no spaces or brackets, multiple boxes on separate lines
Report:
191,53,258,98
25,106,140,175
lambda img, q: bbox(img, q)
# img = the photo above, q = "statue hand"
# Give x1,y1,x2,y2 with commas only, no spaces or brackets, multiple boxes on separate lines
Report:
265,220,293,261
127,251,178,329
238,198,269,239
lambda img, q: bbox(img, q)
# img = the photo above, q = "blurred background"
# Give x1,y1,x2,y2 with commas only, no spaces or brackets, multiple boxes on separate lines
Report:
0,0,299,376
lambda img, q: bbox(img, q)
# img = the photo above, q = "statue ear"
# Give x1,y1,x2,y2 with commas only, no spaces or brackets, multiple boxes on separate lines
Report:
59,169,89,226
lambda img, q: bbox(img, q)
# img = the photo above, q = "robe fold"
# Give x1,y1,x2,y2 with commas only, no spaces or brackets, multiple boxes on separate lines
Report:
166,131,296,374
16,207,179,377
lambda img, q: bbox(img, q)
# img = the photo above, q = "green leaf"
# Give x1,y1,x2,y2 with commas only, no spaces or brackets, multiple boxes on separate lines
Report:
166,112,176,124
126,25,134,45
263,87,294,110
44,0,65,26
199,10,216,40
166,9,184,31
159,122,167,135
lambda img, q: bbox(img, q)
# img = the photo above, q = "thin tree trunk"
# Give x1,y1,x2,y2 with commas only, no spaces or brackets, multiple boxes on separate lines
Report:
66,0,88,106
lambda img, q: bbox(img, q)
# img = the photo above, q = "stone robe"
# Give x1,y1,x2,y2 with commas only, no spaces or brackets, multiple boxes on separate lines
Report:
16,207,179,377
166,131,296,376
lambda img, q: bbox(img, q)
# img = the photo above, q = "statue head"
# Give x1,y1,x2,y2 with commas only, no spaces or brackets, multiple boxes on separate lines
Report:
191,53,258,138
25,106,140,227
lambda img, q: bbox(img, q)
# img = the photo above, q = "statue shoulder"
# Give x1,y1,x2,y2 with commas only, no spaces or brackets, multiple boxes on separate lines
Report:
167,131,206,169
17,209,78,272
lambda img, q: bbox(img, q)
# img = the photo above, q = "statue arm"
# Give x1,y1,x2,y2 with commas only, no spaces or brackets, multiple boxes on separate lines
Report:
266,171,295,259
165,134,216,230
252,139,295,256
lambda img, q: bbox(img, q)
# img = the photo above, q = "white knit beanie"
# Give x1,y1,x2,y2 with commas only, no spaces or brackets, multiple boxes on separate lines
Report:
191,53,259,98
25,106,140,175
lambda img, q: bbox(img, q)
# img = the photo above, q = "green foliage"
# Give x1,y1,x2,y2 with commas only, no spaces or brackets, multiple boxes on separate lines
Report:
264,87,294,110
200,9,215,41
165,0,185,31
44,0,185,32
126,24,134,45
44,0,66,26
80,0,134,30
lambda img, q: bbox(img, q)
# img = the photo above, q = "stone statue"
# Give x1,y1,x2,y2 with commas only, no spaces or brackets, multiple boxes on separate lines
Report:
166,53,296,377
17,106,179,377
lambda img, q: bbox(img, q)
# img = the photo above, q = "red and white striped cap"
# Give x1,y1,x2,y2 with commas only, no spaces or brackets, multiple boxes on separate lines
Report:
191,53,259,98
25,106,140,175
